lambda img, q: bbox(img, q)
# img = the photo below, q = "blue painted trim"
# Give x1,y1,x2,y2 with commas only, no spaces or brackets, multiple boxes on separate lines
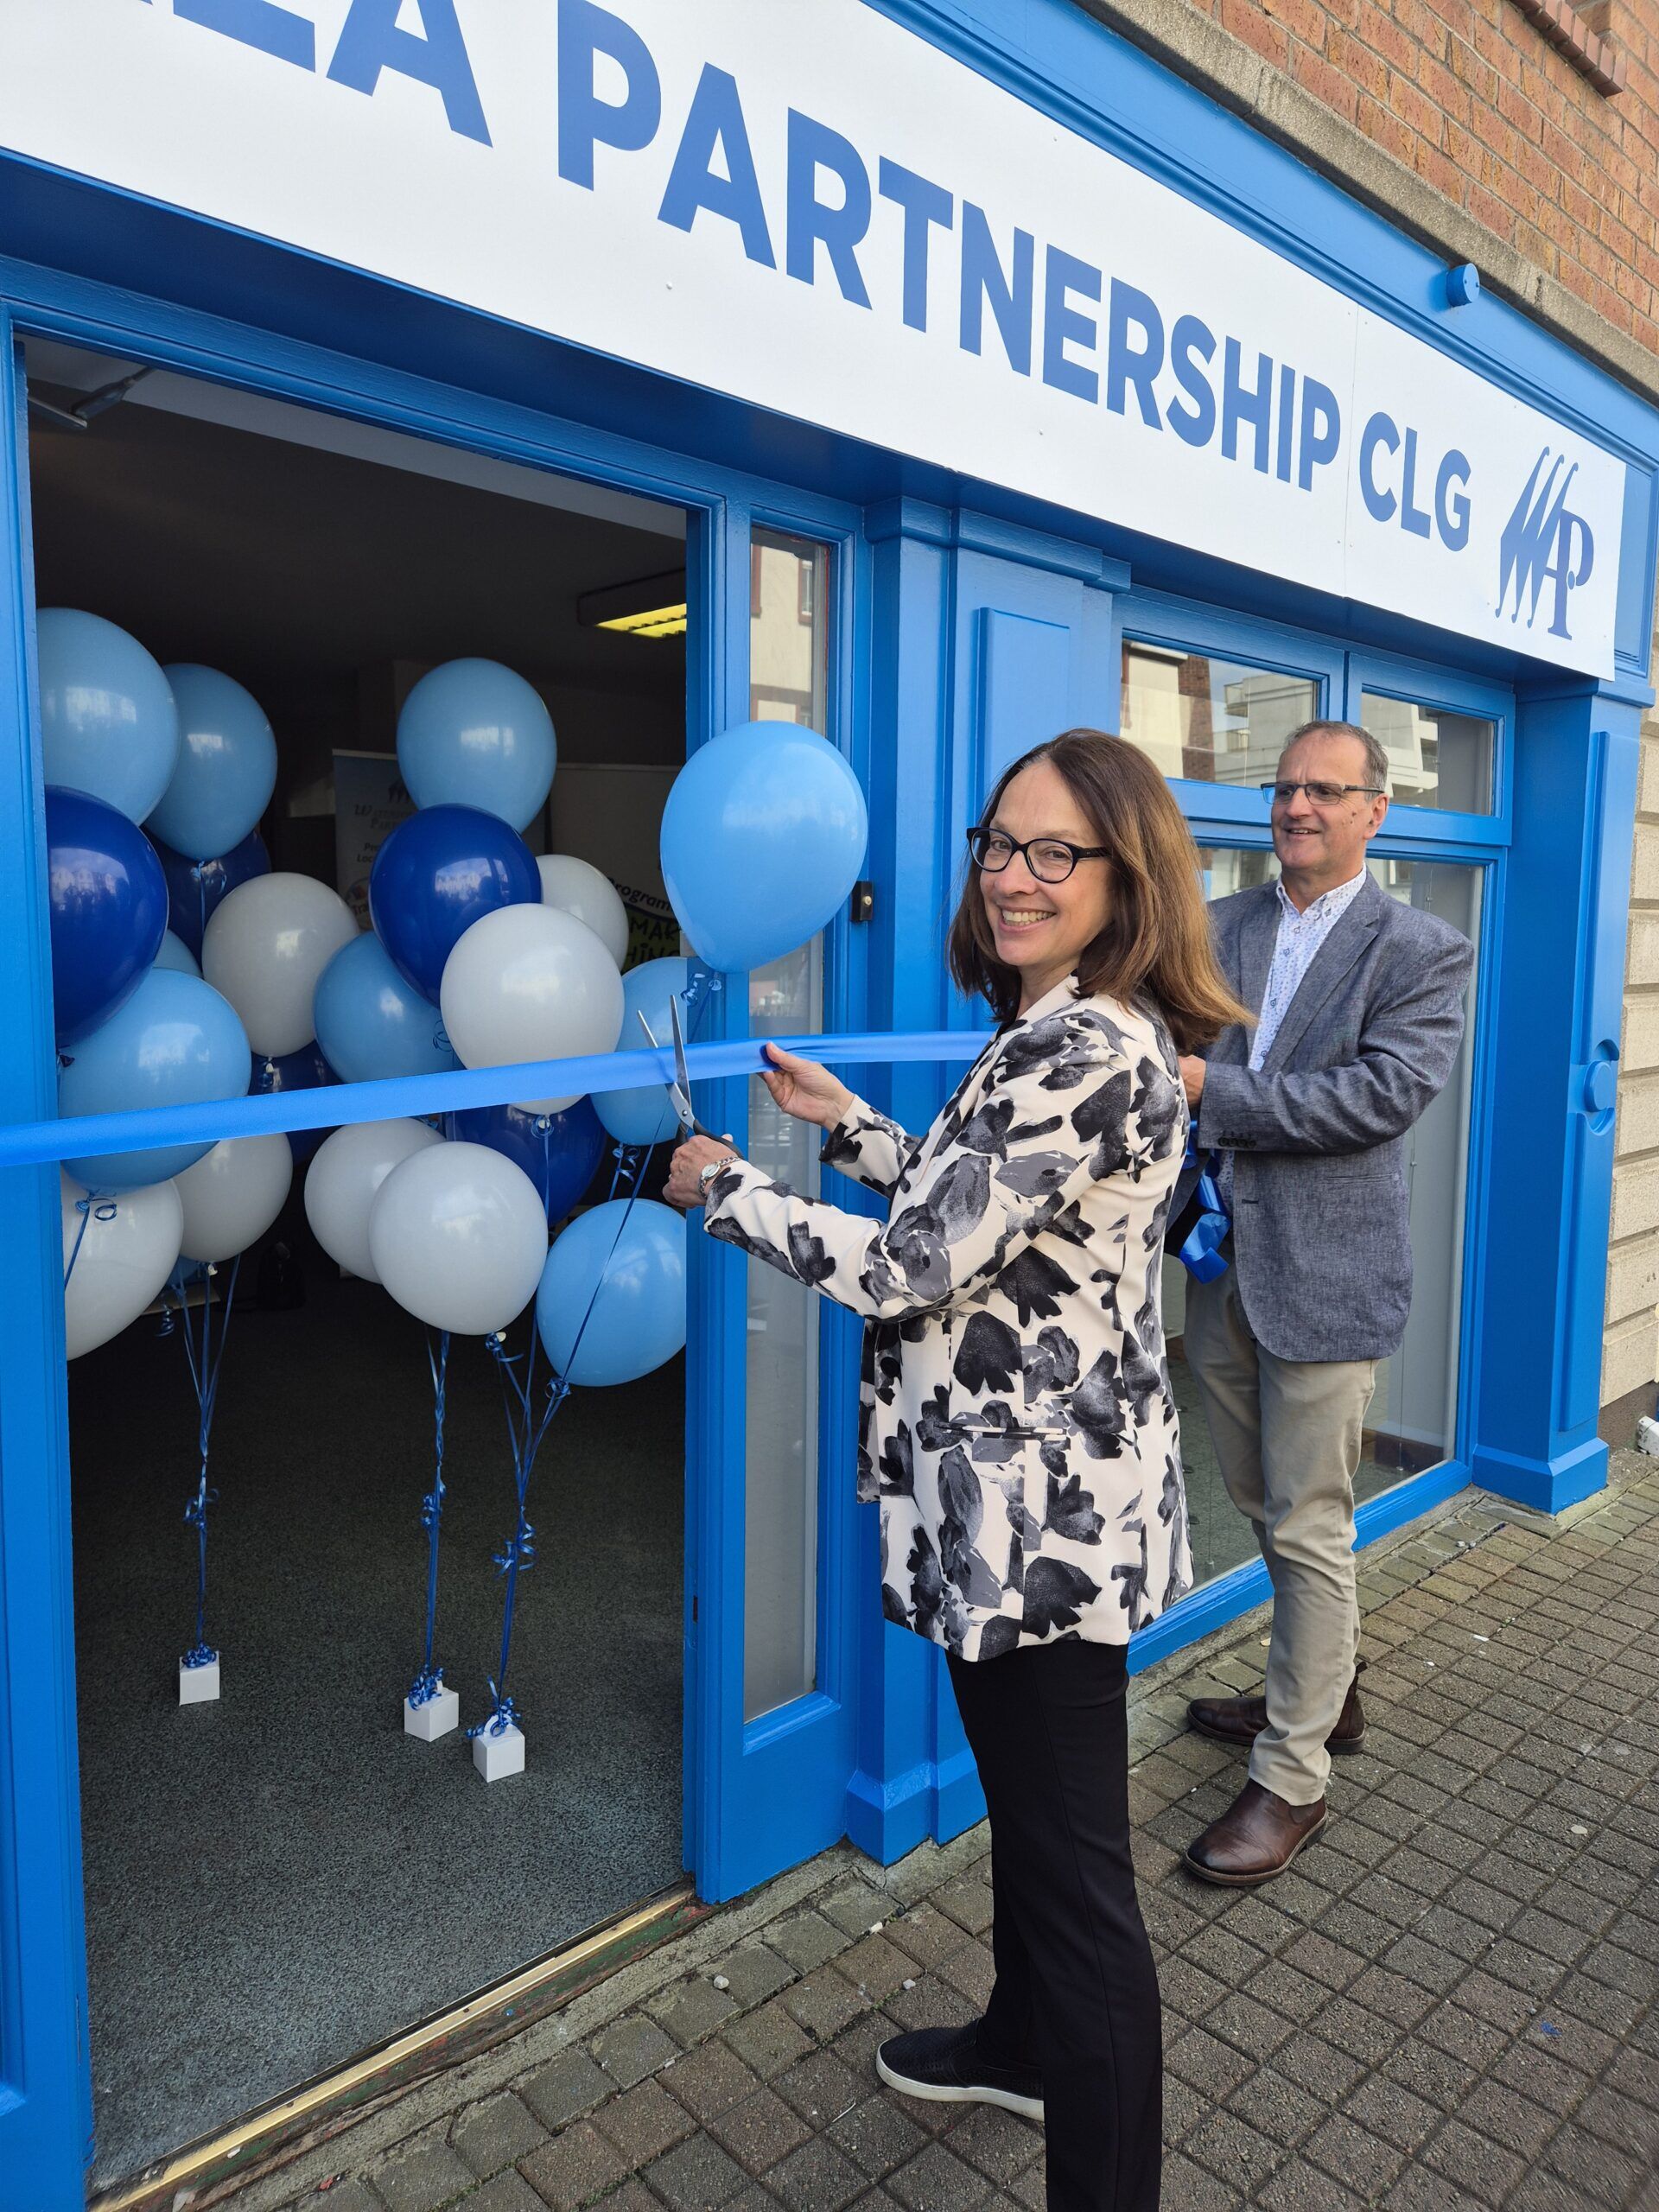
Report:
1471,1438,1607,1515
0,315,92,2211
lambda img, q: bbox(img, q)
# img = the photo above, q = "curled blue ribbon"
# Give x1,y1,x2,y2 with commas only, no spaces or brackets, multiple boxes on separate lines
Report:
466,1682,522,1740
1177,1136,1231,1284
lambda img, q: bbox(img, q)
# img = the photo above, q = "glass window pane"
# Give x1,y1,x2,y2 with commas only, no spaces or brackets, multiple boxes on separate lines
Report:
743,531,830,1722
1360,690,1494,813
1166,849,1480,1589
1122,639,1319,788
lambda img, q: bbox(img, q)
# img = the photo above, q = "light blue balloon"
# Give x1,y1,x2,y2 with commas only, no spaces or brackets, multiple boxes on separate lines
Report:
397,659,556,832
147,664,279,861
592,957,693,1147
60,969,252,1192
314,931,461,1084
661,721,868,972
536,1198,687,1387
153,929,200,977
37,608,181,824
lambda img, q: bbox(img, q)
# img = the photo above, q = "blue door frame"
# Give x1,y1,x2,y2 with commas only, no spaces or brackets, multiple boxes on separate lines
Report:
2,0,1659,2193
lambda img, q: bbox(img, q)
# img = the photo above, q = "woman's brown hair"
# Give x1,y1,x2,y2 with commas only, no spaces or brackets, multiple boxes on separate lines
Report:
947,730,1251,1052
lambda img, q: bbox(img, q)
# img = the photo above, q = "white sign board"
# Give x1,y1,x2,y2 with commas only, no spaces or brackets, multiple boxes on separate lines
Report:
0,0,1624,672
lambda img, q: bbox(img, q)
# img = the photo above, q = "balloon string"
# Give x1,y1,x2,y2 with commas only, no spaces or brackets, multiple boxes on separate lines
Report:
409,1329,450,1708
62,1191,115,1291
170,1255,238,1669
469,1128,658,1742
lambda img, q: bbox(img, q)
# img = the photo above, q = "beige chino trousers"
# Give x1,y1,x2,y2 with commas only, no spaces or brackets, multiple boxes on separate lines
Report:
1184,1266,1376,1806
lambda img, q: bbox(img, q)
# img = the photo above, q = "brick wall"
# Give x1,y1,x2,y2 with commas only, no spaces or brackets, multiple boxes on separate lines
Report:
1191,0,1659,359
1076,0,1659,1433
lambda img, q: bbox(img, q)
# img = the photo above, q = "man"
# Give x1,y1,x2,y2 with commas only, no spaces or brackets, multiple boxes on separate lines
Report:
1175,720,1473,1886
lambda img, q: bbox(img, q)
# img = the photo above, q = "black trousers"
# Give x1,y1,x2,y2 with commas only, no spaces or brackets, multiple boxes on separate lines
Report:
947,1637,1163,2212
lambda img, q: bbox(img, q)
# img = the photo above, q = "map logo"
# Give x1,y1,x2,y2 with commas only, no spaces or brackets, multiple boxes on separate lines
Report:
1497,449,1595,640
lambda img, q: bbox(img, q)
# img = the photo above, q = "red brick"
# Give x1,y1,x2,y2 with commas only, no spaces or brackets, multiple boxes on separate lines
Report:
1356,87,1419,163
1219,0,1293,68
1291,41,1363,118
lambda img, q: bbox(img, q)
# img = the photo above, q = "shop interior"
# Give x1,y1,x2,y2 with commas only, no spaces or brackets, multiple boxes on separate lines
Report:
26,339,696,2189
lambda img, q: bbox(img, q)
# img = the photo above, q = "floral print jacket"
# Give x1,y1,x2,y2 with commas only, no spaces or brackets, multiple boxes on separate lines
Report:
702,979,1193,1660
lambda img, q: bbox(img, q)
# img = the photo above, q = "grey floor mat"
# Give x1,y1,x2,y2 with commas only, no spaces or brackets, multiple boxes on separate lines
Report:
70,1271,683,2190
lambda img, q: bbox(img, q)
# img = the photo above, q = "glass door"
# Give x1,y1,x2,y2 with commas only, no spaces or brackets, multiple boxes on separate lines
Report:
744,531,829,1722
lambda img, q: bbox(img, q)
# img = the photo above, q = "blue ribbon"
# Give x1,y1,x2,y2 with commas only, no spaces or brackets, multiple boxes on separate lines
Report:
1177,1137,1231,1283
168,1255,240,1667
408,1329,451,1710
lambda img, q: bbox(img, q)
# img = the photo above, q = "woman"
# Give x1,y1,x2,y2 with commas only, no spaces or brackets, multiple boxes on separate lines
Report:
665,731,1247,2212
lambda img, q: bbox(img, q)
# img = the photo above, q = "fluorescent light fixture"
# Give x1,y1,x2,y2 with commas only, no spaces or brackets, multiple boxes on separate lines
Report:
578,569,689,639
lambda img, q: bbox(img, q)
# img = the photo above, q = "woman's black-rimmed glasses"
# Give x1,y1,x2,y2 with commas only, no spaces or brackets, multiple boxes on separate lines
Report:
967,827,1110,884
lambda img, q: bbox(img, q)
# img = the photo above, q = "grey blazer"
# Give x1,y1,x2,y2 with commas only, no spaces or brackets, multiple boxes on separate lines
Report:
1185,874,1474,1363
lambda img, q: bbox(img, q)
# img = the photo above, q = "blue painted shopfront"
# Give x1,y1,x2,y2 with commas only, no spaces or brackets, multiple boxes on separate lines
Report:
2,1,1657,2202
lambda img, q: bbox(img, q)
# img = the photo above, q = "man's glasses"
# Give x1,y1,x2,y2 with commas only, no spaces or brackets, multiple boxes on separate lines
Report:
1262,780,1387,809
967,827,1110,883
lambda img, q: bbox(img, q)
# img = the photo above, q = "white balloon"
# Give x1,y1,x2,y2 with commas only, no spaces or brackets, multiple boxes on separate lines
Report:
537,854,630,969
175,1134,293,1265
440,904,624,1114
60,1170,184,1359
367,1141,548,1334
202,873,358,1058
304,1118,442,1282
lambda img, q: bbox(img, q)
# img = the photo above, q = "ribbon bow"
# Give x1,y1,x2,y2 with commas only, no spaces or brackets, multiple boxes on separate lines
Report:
1177,1135,1231,1283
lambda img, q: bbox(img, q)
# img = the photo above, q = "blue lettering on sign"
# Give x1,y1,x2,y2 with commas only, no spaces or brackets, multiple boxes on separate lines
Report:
1106,282,1163,430
327,0,490,146
137,0,1541,580
1043,247,1102,405
174,0,315,70
878,162,954,334
658,66,774,266
1497,450,1594,640
1222,340,1273,474
1298,381,1341,490
558,0,661,188
959,205,1034,377
786,111,873,308
1436,449,1471,551
1360,413,1400,522
1165,315,1217,449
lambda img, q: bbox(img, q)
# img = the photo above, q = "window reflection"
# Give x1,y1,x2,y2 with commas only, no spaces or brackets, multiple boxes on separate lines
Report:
1121,640,1319,788
1166,849,1480,1588
1360,691,1495,813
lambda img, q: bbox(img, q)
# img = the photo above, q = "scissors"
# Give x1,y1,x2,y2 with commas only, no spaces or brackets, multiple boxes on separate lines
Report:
637,997,718,1139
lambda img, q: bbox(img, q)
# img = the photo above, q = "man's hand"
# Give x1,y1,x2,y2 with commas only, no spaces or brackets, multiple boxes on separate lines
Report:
665,1135,741,1211
1178,1056,1207,1109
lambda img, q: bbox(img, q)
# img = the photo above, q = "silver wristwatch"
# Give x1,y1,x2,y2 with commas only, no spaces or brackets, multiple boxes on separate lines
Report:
698,1154,735,1196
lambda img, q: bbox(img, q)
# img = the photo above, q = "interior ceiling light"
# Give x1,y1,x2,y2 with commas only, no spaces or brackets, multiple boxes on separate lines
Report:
578,569,689,640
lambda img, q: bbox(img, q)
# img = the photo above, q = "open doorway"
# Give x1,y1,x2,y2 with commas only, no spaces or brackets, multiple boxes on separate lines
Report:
26,340,695,2190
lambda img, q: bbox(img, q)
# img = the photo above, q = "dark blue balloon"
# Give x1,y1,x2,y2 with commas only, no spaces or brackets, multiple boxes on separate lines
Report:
450,1096,607,1226
45,785,168,1045
369,804,541,1005
251,1039,339,1164
152,827,271,959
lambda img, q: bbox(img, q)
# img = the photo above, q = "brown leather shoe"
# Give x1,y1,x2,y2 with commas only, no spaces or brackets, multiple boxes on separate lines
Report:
1187,1660,1367,1755
1182,1779,1326,1887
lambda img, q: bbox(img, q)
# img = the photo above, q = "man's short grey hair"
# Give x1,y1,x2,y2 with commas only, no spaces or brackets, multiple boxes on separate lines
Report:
1279,719,1391,797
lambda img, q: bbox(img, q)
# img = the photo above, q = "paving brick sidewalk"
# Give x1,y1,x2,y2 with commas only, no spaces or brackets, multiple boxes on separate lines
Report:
200,1457,1659,2212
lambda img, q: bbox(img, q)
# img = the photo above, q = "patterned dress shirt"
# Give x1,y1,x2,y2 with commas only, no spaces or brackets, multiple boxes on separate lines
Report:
1217,866,1370,1211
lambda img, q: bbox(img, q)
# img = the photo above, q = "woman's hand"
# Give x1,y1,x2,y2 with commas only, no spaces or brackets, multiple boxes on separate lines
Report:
758,1043,853,1131
665,1135,741,1211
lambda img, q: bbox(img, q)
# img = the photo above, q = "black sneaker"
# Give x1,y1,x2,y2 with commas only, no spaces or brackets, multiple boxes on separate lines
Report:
875,2022,1044,2121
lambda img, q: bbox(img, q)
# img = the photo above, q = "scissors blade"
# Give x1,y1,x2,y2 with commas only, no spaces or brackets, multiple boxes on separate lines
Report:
636,1008,698,1134
668,994,717,1138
